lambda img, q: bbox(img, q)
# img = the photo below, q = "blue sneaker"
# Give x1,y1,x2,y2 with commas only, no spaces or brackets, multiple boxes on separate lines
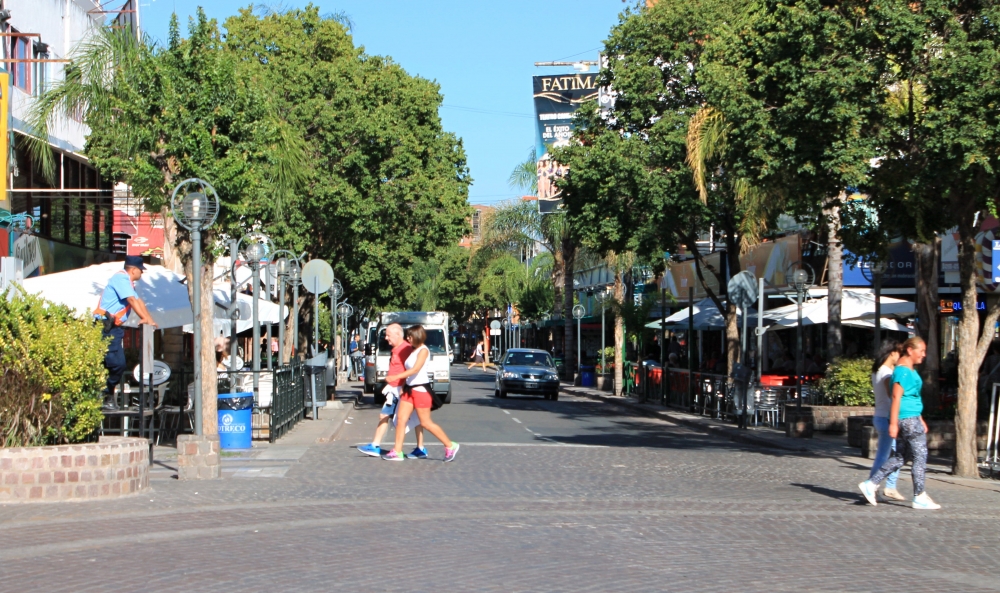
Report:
409,447,428,459
357,444,381,457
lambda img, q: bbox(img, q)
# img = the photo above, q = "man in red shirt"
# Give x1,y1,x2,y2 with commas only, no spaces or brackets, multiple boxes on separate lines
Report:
356,323,425,457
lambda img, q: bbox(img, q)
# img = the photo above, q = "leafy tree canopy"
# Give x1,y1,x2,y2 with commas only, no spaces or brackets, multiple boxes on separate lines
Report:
224,5,473,310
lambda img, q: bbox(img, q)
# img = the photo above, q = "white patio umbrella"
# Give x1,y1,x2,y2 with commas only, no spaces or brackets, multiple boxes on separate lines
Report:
22,262,193,329
21,262,283,332
765,290,914,329
183,285,285,336
646,297,754,331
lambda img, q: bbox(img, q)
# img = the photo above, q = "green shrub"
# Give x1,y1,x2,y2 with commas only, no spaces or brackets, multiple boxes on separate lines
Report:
0,292,108,446
818,357,875,406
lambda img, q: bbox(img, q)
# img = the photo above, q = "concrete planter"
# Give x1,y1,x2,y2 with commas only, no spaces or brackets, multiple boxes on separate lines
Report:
597,375,614,392
785,405,876,435
858,419,990,457
0,436,149,503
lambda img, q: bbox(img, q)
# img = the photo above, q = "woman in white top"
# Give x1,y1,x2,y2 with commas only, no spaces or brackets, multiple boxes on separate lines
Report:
383,325,460,462
868,340,903,500
468,338,487,371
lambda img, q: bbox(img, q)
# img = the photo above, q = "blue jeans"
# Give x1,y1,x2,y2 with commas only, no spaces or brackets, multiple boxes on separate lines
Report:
868,416,899,489
102,325,126,394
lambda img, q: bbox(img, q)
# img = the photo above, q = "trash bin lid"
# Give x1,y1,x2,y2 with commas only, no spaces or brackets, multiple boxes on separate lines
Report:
218,391,253,399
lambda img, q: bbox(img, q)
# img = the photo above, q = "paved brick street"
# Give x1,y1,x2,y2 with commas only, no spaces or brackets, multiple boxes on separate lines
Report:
1,367,998,592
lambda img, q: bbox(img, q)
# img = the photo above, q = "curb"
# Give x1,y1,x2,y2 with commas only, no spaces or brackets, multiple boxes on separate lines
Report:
316,399,356,444
561,385,811,453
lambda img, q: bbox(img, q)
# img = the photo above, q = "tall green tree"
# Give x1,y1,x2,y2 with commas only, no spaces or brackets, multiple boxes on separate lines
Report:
702,0,889,362
27,13,303,435
224,5,472,315
862,0,1000,477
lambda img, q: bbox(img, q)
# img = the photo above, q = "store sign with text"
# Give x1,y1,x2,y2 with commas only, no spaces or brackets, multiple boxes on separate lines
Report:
533,73,600,213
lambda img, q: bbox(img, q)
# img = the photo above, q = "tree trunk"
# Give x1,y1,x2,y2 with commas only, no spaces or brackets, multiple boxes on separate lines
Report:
724,237,741,375
955,219,982,478
914,239,941,411
160,208,183,274
562,236,576,380
825,198,844,362
613,269,625,396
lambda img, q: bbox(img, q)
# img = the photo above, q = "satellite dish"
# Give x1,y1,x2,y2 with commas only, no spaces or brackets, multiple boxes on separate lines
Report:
300,259,334,294
133,360,171,386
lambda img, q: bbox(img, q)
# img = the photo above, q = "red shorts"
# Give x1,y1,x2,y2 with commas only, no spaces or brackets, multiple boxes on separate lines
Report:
401,385,433,409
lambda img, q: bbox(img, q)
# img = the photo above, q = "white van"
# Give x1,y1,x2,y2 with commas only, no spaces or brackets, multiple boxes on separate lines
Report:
373,311,452,406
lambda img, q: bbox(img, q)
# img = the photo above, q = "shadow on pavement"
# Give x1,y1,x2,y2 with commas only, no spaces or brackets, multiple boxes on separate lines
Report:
790,482,868,503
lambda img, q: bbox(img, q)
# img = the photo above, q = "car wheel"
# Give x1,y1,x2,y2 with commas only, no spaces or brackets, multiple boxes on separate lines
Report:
443,386,452,404
549,392,559,401
498,388,507,398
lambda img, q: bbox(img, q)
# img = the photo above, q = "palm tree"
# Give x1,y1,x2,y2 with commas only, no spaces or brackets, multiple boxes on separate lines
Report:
686,105,778,374
506,152,582,375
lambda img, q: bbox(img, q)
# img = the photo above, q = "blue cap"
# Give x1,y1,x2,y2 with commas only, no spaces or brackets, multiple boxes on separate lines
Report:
124,255,146,270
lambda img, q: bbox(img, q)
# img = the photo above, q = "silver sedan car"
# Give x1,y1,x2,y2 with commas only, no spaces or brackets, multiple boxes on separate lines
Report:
494,348,561,400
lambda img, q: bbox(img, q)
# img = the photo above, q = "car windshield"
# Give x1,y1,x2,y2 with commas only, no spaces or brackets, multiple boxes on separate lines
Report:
378,328,447,355
504,352,553,367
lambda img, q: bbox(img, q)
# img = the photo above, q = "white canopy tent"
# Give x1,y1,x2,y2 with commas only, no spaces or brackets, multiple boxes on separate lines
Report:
645,290,913,332
764,290,914,329
21,262,284,332
646,297,755,331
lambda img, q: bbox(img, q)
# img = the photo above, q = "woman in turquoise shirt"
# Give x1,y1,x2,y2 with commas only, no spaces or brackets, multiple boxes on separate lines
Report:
858,337,940,510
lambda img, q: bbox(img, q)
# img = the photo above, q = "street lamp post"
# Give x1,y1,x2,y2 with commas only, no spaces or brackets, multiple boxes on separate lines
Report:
329,280,343,366
289,261,302,359
573,303,586,381
242,237,269,400
276,258,289,364
170,179,219,437
790,266,814,410
501,317,510,359
338,302,353,372
596,289,608,378
268,249,302,366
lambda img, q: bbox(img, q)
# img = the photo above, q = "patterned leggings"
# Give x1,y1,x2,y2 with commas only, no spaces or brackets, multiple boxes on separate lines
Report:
869,416,927,497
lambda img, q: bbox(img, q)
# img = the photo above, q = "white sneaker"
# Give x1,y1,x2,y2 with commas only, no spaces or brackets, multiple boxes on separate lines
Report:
858,480,878,506
912,492,941,510
882,487,906,502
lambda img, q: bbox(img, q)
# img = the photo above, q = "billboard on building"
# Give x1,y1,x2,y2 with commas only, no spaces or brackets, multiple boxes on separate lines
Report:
533,73,600,213
739,234,802,289
660,252,724,300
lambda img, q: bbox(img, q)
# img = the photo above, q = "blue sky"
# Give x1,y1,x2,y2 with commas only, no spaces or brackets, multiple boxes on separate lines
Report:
139,0,629,205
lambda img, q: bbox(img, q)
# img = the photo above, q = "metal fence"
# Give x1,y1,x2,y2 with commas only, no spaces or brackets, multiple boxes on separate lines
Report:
270,362,307,443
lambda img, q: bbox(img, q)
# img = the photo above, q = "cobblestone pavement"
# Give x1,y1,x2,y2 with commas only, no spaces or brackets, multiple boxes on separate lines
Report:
1,367,998,592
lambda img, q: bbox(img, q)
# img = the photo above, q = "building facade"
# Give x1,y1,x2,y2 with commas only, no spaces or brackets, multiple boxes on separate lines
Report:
1,0,138,275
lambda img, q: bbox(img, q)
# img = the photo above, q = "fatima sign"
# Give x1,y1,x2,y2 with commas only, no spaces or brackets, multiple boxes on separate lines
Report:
533,73,600,213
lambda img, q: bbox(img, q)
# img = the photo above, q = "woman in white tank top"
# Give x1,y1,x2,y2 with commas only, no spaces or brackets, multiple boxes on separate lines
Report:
383,325,460,462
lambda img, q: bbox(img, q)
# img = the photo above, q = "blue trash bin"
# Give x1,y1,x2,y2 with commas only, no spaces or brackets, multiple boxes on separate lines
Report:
218,392,253,449
580,365,596,387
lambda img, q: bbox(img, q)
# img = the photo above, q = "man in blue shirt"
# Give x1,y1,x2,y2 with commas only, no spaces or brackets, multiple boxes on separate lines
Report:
95,256,157,410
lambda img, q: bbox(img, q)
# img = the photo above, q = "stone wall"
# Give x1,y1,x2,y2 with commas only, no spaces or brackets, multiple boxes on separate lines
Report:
786,406,875,435
859,420,991,455
0,436,149,503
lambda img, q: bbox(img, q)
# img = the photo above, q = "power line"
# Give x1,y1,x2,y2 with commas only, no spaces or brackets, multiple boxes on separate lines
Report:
543,47,602,63
441,104,533,119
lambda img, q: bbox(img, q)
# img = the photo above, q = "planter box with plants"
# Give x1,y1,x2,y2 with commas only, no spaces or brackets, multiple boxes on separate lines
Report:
0,292,140,500
797,357,876,434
